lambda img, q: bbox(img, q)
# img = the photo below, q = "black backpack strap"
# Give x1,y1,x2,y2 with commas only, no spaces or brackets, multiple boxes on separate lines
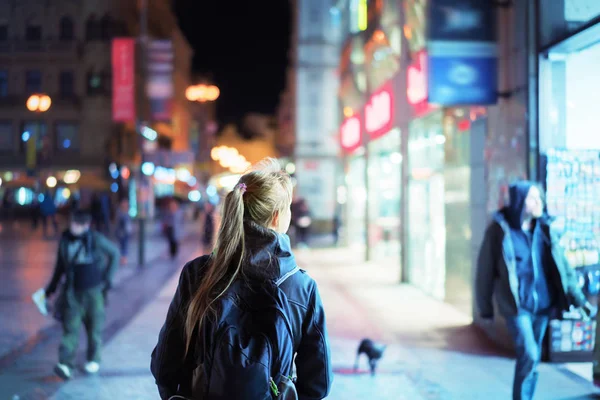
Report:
275,266,300,287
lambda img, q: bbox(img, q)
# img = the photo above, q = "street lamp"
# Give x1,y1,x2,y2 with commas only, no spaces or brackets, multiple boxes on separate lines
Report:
26,94,52,113
186,84,220,103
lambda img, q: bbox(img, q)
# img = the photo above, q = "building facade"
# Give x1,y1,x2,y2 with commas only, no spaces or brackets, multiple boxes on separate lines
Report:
334,0,536,316
0,0,191,207
290,0,344,232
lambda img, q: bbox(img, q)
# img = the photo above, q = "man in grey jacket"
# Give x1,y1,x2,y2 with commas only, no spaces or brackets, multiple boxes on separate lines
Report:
476,181,595,400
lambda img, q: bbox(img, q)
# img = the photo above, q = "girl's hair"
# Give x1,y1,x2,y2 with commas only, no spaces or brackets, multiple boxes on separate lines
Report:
184,157,293,355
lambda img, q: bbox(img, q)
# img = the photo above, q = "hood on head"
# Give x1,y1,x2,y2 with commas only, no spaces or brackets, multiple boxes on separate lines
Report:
504,181,533,228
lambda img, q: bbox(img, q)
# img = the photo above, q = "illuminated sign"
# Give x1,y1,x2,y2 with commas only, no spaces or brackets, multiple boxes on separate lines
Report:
407,50,427,105
358,0,368,31
340,115,362,153
427,0,498,105
365,82,394,140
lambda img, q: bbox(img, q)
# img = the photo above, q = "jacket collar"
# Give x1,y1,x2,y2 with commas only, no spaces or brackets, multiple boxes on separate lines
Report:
240,220,297,282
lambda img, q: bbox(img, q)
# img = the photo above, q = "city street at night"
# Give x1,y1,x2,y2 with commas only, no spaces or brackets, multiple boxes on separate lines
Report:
2,0,600,398
1,236,598,399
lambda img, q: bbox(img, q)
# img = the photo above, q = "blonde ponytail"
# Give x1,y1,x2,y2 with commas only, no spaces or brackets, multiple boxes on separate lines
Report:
183,158,293,356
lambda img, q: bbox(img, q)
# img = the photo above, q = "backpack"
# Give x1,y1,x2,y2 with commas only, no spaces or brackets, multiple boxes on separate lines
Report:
199,266,300,400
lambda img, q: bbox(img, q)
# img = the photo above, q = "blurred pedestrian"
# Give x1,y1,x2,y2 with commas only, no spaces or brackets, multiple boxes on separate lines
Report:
202,202,215,253
295,199,312,248
476,181,595,400
115,198,132,265
332,209,341,247
150,158,332,400
38,210,120,380
40,190,58,237
162,198,183,259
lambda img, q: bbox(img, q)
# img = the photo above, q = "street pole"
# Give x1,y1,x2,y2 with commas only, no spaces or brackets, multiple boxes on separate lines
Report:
137,0,148,267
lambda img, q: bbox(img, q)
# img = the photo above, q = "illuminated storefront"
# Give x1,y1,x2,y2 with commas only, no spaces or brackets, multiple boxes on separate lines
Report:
537,3,600,362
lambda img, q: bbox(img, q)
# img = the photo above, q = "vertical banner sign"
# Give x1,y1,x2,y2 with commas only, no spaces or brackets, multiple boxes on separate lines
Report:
111,38,136,122
427,0,498,105
146,40,174,122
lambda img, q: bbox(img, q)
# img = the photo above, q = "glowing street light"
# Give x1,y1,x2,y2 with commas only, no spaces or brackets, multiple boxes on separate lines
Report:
27,94,52,113
186,84,220,102
46,176,57,188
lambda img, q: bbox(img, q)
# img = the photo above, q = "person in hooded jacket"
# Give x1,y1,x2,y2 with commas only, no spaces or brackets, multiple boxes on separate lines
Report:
151,158,332,400
476,181,596,400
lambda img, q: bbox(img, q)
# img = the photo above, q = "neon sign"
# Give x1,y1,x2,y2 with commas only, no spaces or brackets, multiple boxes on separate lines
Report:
407,50,435,116
340,115,362,153
365,82,394,140
407,50,427,105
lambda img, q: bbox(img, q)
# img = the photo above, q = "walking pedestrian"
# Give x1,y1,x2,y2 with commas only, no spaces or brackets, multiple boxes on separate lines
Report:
115,198,132,265
476,181,596,400
294,199,312,248
162,198,183,259
39,210,120,380
151,158,332,400
40,190,59,237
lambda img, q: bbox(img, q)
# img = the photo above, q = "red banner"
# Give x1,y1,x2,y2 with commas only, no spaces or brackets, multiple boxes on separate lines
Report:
112,38,135,122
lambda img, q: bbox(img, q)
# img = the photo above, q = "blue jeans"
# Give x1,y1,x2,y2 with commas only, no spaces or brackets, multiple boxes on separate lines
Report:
505,312,549,400
118,236,129,257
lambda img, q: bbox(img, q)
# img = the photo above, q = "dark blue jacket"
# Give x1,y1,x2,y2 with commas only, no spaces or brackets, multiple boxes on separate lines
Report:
150,221,332,400
504,182,553,313
475,184,587,318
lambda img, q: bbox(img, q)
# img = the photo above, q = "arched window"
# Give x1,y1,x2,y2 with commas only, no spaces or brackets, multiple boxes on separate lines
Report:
25,15,41,41
85,15,100,41
59,16,74,41
100,15,112,40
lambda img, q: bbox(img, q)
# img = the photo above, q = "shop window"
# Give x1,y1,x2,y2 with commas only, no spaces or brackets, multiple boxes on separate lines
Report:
0,120,12,151
0,70,7,97
59,16,74,41
55,121,79,151
19,120,47,153
59,70,75,97
25,70,41,94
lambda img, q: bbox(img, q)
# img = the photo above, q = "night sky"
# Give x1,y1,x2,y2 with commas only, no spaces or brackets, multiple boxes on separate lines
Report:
173,0,291,126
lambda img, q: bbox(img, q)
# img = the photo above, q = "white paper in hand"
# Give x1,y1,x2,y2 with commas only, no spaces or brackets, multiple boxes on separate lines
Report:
32,288,48,316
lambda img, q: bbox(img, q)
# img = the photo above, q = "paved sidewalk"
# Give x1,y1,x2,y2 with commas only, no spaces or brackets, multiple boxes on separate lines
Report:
0,220,202,362
44,246,600,399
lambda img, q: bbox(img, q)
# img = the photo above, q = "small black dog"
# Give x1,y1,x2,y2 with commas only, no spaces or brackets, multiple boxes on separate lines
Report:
354,338,387,376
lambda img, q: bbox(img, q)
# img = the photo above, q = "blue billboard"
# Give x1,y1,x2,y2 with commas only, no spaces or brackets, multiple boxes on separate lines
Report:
427,0,498,105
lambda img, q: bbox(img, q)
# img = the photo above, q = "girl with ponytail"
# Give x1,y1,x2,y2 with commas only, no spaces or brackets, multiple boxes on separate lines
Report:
151,158,332,400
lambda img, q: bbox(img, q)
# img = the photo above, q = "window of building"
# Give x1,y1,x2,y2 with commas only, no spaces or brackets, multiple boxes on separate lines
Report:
19,121,47,153
0,25,8,41
25,23,42,41
100,15,112,40
59,70,74,97
0,120,12,151
25,70,41,94
0,70,7,97
55,121,79,151
85,15,100,41
59,16,74,41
